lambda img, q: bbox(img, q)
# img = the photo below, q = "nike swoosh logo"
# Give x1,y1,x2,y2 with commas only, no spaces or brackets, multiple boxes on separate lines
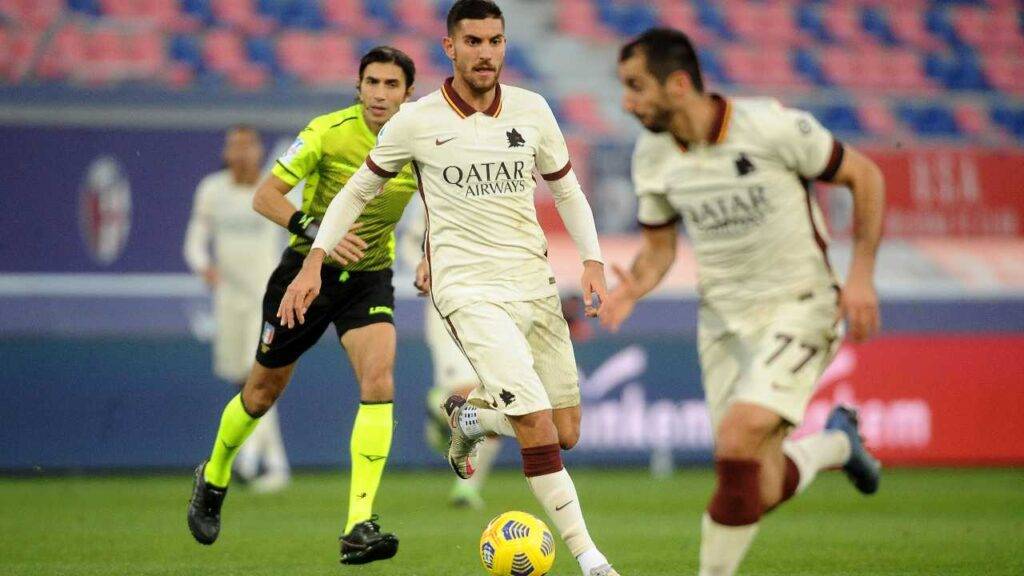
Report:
361,454,387,463
435,137,456,146
221,439,239,450
555,500,574,511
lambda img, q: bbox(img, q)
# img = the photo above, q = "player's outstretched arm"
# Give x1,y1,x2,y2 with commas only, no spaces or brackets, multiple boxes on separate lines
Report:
600,224,677,332
831,145,885,342
277,163,387,327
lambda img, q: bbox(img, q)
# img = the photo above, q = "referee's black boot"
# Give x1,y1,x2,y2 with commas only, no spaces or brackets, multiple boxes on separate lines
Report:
339,515,399,565
187,462,227,545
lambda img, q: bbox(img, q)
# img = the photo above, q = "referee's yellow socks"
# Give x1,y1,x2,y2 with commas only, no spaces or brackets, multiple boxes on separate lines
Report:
345,401,394,533
204,394,259,488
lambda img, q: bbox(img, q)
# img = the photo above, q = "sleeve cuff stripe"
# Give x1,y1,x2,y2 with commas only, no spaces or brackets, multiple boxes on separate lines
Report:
638,214,681,230
275,160,302,181
366,156,398,178
817,141,845,182
541,160,573,182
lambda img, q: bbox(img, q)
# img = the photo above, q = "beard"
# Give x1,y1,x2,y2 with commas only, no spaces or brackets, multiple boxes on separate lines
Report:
457,59,502,93
638,106,673,133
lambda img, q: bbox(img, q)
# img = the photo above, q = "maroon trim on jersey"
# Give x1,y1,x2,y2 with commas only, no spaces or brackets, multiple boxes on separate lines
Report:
541,160,573,181
708,94,732,144
442,77,503,118
365,156,397,178
638,214,681,230
803,179,833,273
522,444,564,477
817,140,846,182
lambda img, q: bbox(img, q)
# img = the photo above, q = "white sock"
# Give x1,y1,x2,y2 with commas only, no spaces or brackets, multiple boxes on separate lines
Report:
465,436,501,489
259,405,290,477
576,548,610,574
699,513,759,576
783,430,851,494
526,469,601,564
460,404,515,439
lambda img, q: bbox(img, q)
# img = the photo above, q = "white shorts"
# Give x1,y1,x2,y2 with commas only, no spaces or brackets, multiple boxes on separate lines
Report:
213,294,262,383
444,296,580,417
699,289,841,432
425,302,479,391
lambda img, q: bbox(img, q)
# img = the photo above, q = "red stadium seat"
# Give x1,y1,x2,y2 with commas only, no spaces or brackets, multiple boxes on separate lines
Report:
323,0,376,34
1,0,63,31
819,46,934,94
393,0,444,37
823,3,870,46
888,7,943,50
278,32,357,87
984,55,1024,96
556,0,616,41
228,64,268,90
203,28,247,74
950,6,1024,52
36,23,85,79
560,93,611,134
722,45,805,89
723,0,804,46
859,100,900,136
124,32,165,76
211,0,275,36
0,27,41,81
654,0,713,44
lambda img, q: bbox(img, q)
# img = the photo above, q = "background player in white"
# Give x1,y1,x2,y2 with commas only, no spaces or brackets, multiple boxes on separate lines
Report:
398,206,502,510
605,28,885,575
183,125,290,493
279,2,621,574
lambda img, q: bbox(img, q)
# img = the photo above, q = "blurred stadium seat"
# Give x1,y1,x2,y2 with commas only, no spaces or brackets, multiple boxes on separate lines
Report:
0,0,1019,143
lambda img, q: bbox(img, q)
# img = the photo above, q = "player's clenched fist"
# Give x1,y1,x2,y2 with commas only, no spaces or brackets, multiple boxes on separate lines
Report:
580,260,608,317
277,251,324,328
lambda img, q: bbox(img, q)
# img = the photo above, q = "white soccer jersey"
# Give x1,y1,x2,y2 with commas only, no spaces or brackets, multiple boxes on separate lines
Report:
633,96,843,312
183,170,281,301
319,78,601,317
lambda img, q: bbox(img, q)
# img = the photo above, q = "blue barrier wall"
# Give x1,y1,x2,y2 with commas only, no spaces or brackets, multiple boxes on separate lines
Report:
0,334,708,471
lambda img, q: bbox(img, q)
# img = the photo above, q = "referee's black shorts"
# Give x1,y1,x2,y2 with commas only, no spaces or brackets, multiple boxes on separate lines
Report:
255,249,395,368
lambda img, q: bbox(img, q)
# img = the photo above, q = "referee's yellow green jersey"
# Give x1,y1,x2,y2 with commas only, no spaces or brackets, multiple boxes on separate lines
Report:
272,103,417,271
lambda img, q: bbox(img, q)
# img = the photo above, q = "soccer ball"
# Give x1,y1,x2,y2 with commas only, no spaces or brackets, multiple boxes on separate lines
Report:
479,511,556,576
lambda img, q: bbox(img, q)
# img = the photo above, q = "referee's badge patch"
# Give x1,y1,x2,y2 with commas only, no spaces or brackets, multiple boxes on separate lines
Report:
279,137,303,165
261,322,275,346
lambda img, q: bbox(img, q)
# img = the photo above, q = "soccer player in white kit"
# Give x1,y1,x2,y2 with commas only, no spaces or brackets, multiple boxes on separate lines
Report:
279,2,621,574
183,125,290,493
604,29,885,575
399,206,502,510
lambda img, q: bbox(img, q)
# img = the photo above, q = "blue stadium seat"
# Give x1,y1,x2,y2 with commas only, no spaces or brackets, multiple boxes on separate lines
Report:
792,48,828,86
795,3,832,43
807,104,864,136
861,6,898,46
364,0,399,31
280,0,325,30
925,51,989,91
247,36,278,71
595,0,658,37
991,107,1024,139
67,0,100,15
505,45,537,80
430,42,449,72
924,6,963,47
897,105,962,137
698,50,731,86
182,0,214,24
170,35,203,70
694,0,734,40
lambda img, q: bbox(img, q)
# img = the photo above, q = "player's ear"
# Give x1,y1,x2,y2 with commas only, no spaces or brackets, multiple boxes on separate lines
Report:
442,36,455,61
664,69,692,98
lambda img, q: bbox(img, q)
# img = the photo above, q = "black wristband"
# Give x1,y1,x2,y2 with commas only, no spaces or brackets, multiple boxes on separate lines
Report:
287,211,320,241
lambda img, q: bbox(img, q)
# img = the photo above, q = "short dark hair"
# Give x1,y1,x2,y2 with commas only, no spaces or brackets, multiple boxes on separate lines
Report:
446,0,504,35
359,45,416,88
619,28,704,92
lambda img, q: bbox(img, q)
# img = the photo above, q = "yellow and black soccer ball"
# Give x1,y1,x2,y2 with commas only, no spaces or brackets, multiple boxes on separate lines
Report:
479,511,556,576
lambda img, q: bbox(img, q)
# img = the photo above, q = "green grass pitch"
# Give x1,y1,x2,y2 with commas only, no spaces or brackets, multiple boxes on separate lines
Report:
1,468,1020,575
